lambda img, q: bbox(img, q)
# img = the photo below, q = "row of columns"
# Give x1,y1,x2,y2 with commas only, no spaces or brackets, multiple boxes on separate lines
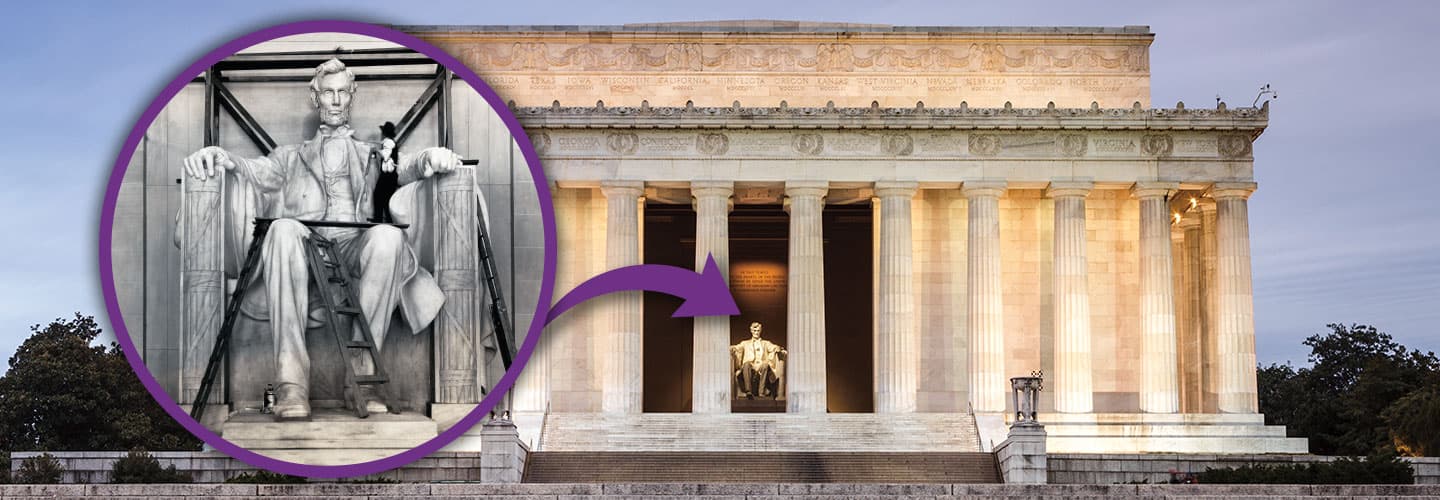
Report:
596,179,1259,415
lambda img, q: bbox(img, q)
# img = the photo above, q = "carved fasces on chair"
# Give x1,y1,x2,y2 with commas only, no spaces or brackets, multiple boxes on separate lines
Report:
179,174,225,406
432,167,481,404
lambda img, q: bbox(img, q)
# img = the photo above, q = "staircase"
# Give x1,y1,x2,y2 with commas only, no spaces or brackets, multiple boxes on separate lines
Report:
524,413,996,483
523,451,1000,483
536,413,984,452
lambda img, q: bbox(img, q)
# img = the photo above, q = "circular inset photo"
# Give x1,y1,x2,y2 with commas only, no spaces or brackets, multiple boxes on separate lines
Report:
98,21,554,476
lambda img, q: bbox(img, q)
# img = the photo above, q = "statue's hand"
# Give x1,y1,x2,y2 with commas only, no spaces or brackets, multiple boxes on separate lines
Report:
418,147,462,177
182,146,236,180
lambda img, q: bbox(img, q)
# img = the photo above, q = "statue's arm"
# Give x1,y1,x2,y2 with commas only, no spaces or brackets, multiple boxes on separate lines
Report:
230,153,286,193
183,145,286,192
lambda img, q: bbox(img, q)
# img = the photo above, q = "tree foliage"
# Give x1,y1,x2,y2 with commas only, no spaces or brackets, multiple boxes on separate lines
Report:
0,314,200,452
14,453,64,484
1259,324,1440,456
111,448,191,483
1197,454,1413,484
1383,385,1440,457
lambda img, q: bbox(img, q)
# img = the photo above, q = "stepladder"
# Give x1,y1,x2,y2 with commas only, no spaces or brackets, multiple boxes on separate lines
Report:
299,223,400,419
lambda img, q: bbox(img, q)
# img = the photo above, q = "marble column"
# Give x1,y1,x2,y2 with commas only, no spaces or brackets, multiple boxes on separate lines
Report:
1047,181,1094,414
601,181,645,414
785,181,829,413
963,181,1007,413
1199,201,1220,413
875,181,918,413
1212,183,1260,413
1133,182,1180,413
691,181,734,414
1179,211,1205,413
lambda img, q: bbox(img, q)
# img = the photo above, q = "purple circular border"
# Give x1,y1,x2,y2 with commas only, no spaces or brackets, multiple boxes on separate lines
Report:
96,20,556,478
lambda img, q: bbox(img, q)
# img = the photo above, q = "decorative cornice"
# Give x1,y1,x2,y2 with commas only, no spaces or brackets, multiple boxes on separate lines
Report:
513,102,1268,136
439,41,1148,73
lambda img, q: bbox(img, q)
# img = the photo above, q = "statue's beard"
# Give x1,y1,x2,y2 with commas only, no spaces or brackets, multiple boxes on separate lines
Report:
320,108,350,127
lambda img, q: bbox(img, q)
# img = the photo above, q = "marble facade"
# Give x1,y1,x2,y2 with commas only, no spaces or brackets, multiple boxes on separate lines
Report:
406,22,1302,454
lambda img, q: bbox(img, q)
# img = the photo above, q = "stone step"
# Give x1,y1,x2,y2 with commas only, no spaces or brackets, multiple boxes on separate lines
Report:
1041,423,1291,437
1047,435,1310,454
221,409,438,464
1032,412,1271,425
522,452,1001,484
538,413,983,452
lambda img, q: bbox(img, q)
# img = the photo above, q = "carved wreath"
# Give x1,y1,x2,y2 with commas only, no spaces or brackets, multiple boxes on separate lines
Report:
1141,134,1173,157
529,132,551,154
1218,135,1252,158
606,132,639,155
696,133,730,155
1059,134,1087,157
881,133,914,156
969,134,1001,156
793,133,824,156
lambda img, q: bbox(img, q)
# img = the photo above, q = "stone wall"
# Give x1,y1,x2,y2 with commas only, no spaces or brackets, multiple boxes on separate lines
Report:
2,483,1440,497
415,24,1154,108
1049,453,1440,485
8,451,485,484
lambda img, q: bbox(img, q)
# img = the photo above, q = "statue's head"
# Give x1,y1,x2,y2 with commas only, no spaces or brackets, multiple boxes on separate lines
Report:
310,58,357,128
749,321,762,339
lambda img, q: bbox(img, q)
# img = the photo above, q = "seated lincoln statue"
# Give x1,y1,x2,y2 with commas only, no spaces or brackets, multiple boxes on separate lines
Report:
730,321,787,400
181,58,462,420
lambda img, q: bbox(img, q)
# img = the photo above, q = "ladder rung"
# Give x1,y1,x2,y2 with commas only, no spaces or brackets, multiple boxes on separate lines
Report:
335,307,362,315
327,277,348,284
355,375,388,385
347,341,373,349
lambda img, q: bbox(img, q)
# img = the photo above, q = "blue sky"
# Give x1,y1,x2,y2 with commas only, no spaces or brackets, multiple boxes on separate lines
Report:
0,1,1436,370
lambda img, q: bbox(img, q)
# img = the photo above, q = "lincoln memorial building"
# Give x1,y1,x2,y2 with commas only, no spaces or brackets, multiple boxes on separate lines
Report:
412,22,1307,458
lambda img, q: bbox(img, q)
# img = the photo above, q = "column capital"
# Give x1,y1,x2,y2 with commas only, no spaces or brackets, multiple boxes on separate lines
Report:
690,180,735,198
1131,181,1179,200
961,180,1008,199
1046,180,1094,199
874,180,919,198
784,180,830,199
600,180,645,199
1210,182,1258,200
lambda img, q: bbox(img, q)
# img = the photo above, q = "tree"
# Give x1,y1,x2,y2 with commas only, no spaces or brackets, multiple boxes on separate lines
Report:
1384,386,1440,456
0,314,200,452
1258,323,1440,456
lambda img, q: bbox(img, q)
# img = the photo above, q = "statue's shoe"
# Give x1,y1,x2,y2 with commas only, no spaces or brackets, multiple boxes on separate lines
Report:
346,386,392,415
273,383,310,420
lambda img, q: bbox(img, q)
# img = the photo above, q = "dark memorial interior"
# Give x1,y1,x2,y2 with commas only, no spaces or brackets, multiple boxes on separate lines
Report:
643,204,696,412
642,202,873,413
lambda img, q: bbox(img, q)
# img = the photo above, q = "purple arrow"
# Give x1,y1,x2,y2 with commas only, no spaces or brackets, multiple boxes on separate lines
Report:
545,253,740,324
